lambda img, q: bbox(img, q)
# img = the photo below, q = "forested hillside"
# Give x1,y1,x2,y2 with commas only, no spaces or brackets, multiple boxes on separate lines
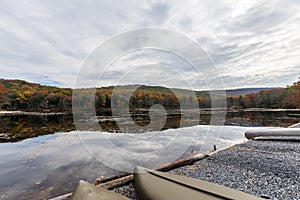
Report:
0,79,72,111
0,79,210,111
227,80,300,109
0,78,299,111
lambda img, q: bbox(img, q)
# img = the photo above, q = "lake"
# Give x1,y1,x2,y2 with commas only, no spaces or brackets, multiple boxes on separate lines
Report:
0,109,299,199
1,109,299,143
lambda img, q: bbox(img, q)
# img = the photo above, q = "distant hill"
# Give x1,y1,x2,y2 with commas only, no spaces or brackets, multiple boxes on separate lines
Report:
225,88,282,96
0,79,72,111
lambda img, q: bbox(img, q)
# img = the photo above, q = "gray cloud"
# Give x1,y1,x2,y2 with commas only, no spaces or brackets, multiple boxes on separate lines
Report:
0,0,299,89
231,4,287,32
145,1,170,24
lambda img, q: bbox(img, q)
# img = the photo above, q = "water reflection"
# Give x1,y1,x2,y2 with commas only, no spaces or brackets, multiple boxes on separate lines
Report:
0,110,299,143
0,109,299,199
0,114,74,142
0,126,268,199
225,110,300,127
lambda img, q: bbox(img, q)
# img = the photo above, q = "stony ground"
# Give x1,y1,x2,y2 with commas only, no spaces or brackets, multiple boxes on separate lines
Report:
114,137,300,200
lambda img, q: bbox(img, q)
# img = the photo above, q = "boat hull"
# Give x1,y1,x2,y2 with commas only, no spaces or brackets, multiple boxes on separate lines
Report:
245,128,300,139
134,166,263,200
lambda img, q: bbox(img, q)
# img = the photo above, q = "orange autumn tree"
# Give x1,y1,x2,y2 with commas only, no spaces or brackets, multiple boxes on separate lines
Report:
282,80,300,109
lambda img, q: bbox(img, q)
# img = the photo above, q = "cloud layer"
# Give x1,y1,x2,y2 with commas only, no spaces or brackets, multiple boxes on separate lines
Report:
0,0,299,89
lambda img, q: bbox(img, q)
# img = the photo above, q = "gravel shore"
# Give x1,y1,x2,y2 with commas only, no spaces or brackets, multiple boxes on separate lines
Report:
114,138,300,200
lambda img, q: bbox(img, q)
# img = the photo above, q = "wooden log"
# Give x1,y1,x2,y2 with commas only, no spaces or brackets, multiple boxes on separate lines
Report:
98,174,134,190
50,154,208,199
95,173,131,185
49,193,72,200
96,154,207,189
153,154,207,172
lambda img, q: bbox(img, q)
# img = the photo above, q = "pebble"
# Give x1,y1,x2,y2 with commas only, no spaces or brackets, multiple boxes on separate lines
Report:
114,138,300,200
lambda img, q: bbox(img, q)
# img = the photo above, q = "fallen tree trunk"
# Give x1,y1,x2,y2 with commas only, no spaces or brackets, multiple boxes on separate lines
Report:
97,174,134,190
95,173,131,185
50,153,208,199
96,154,207,190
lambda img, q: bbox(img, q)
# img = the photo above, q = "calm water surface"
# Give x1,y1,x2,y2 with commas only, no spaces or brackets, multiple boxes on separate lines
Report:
0,110,299,199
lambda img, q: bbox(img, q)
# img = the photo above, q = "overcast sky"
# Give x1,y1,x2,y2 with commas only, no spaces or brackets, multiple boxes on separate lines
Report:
0,0,299,90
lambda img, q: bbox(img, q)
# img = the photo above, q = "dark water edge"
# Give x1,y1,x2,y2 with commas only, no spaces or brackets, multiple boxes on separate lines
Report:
0,113,75,143
1,109,300,143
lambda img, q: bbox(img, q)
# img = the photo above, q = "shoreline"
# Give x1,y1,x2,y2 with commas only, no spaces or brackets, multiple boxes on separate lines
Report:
2,120,298,197
49,132,300,200
0,110,68,116
113,137,300,200
52,136,300,199
1,107,300,115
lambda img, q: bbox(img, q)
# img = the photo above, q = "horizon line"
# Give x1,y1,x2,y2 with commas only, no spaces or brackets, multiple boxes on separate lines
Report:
0,77,285,91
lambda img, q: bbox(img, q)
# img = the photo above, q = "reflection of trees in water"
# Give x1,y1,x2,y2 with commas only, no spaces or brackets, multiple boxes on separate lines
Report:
0,114,75,142
98,111,183,133
1,110,299,143
225,111,299,127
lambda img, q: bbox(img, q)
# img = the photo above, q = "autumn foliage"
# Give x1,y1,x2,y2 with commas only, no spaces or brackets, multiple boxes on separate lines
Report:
0,79,299,111
0,79,72,111
228,81,300,109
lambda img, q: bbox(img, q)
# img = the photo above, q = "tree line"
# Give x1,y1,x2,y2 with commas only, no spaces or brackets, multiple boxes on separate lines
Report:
0,78,299,112
227,80,300,109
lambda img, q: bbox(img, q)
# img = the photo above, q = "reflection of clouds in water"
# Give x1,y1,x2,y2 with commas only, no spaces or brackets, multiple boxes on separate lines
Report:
77,125,269,171
0,125,272,198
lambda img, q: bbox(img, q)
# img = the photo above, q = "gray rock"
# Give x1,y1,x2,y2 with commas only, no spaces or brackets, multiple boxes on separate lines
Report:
115,139,300,200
